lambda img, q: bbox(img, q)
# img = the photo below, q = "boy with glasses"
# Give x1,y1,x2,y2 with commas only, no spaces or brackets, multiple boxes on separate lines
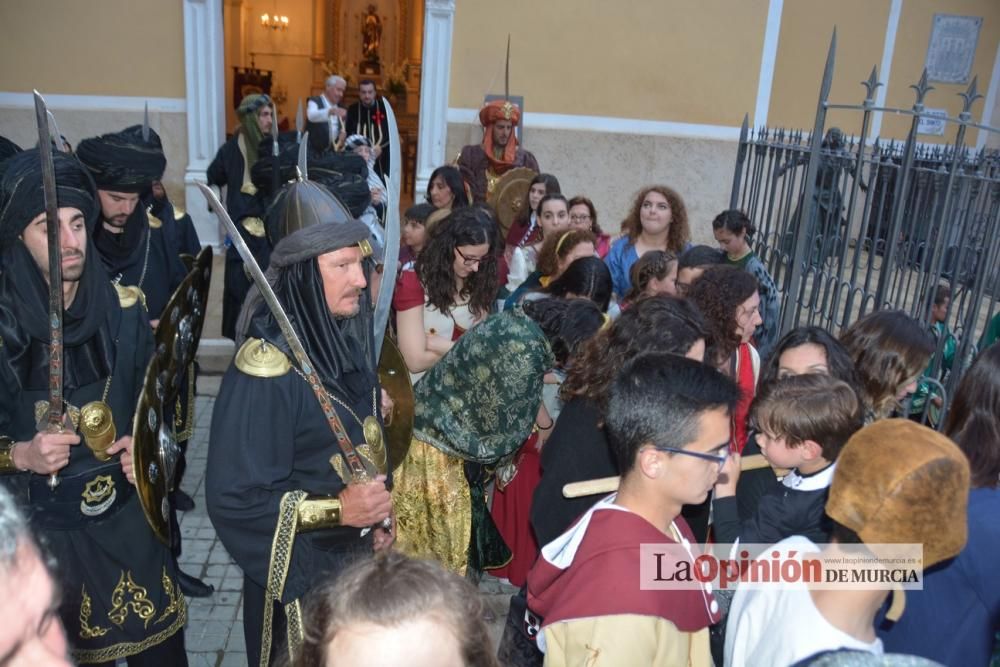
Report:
527,353,739,666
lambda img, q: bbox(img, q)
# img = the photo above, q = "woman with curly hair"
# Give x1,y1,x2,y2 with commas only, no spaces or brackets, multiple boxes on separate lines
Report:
839,309,935,422
425,164,469,211
503,228,595,311
393,207,500,383
605,185,690,299
495,296,708,665
685,264,763,454
568,195,612,258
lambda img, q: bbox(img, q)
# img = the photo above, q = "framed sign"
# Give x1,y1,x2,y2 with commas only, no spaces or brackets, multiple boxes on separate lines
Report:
925,14,982,84
917,108,948,136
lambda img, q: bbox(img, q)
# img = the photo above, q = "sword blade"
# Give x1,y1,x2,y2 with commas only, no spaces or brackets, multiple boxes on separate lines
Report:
196,182,374,481
34,91,64,431
372,97,402,357
45,110,67,153
270,103,280,195
295,98,304,142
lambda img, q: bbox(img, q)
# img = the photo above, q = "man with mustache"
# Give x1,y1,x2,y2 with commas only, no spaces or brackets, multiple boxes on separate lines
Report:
457,98,539,203
0,149,188,665
76,125,211,598
206,176,394,666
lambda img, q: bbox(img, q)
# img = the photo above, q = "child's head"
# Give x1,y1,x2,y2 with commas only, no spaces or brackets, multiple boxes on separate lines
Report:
752,373,863,470
675,244,724,296
403,202,435,254
624,250,677,302
606,353,740,508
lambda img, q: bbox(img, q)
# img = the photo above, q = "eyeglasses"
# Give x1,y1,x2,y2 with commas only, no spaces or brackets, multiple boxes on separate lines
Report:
569,214,592,222
455,247,491,267
653,446,729,470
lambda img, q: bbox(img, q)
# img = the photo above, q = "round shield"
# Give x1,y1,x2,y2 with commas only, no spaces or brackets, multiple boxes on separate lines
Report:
377,336,414,472
487,167,537,238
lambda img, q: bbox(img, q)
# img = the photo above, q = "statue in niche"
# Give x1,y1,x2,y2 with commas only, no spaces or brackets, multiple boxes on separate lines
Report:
362,4,382,62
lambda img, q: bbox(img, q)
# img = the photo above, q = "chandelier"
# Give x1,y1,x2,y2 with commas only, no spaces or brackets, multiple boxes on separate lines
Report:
260,13,289,30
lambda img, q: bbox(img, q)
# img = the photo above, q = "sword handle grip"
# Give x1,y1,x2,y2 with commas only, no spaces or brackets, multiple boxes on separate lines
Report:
47,473,60,489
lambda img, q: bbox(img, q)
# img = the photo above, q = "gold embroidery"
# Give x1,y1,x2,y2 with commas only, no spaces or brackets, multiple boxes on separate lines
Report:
82,475,114,505
154,568,182,625
285,599,304,663
175,363,197,442
241,216,266,237
260,490,307,667
79,585,111,639
72,599,186,664
107,571,156,628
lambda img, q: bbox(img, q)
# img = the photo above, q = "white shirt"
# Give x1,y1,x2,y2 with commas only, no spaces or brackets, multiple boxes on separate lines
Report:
724,535,884,667
306,94,342,147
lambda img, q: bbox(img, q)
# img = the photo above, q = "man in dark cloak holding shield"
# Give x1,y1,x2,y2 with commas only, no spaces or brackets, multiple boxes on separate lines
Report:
0,149,187,665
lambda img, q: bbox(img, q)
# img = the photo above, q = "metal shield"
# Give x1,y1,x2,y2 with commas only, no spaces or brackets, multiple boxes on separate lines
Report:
377,336,413,471
487,166,537,238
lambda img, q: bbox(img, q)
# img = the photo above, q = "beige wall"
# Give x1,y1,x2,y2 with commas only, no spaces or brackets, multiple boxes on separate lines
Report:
450,0,768,126
0,0,185,98
446,123,734,246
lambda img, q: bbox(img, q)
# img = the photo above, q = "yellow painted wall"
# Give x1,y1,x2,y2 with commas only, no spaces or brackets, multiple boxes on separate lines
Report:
767,0,891,134
449,0,769,127
880,0,1000,141
0,0,186,98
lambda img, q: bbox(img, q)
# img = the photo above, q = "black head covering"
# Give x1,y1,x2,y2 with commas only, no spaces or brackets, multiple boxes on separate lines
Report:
0,149,117,391
310,152,371,219
76,125,167,193
0,136,22,166
237,193,377,403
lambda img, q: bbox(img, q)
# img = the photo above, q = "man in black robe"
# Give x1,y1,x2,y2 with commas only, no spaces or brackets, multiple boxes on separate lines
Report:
76,126,211,598
76,126,187,324
344,79,390,180
206,177,394,666
0,149,187,665
207,94,272,341
151,179,201,258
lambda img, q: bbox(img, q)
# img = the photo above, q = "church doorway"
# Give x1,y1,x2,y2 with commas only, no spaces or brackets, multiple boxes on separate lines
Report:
222,0,424,200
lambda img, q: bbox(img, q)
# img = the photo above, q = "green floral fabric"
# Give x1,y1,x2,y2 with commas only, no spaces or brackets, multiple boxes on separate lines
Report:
413,309,554,464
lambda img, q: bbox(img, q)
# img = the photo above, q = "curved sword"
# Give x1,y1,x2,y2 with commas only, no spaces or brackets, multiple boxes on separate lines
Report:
373,97,402,358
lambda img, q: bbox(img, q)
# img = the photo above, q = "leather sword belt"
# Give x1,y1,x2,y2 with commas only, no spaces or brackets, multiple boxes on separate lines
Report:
28,462,134,530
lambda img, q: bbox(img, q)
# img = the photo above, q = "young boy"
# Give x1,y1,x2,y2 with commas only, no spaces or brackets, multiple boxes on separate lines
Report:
713,373,862,547
724,419,970,665
527,353,740,666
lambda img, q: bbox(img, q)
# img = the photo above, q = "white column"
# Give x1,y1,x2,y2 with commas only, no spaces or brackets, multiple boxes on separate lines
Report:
415,0,456,196
183,0,227,248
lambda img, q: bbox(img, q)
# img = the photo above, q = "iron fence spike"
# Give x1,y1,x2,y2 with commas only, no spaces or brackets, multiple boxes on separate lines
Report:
959,76,983,114
911,69,934,108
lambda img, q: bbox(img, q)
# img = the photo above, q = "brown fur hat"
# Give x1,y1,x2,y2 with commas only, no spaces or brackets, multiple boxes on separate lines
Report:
826,419,970,568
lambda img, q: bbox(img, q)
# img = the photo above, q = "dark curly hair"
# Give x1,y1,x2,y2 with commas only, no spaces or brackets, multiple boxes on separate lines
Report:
620,185,690,252
840,310,934,419
425,165,469,209
538,256,612,312
561,295,707,405
684,264,758,367
415,207,500,318
760,325,860,388
535,228,595,277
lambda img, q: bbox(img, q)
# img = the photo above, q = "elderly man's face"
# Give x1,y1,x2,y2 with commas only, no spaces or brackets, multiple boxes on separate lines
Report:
492,120,513,148
359,83,377,106
257,105,274,135
318,246,367,318
327,81,347,105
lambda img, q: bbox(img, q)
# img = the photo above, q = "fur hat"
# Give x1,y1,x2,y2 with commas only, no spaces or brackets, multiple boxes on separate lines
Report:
826,419,970,569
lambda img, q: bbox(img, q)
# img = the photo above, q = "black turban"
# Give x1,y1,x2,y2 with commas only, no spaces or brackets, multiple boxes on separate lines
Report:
0,149,98,250
76,125,166,193
0,148,117,392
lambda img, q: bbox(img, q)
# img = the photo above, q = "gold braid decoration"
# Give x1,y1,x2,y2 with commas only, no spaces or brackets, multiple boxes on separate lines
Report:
107,571,156,629
79,585,111,639
154,568,183,625
285,598,304,662
72,599,186,664
259,490,308,667
174,364,197,442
